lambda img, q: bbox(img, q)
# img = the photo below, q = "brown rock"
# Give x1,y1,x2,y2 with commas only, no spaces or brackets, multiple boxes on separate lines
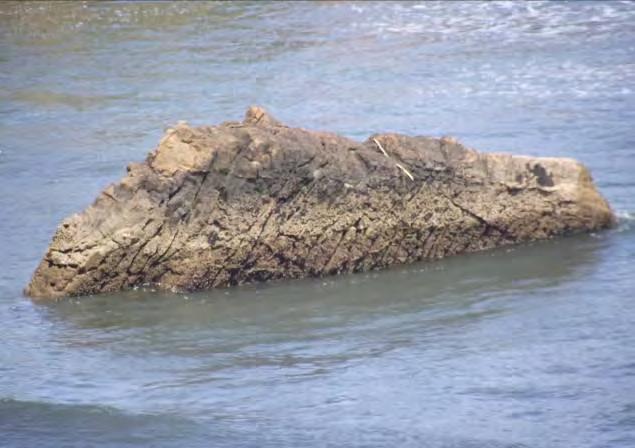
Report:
26,107,615,299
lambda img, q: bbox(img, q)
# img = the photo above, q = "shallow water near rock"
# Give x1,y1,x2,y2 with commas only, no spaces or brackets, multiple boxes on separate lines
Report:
1,2,634,447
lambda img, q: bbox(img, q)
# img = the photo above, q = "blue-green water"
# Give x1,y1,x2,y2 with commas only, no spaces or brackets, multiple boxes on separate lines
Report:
1,2,634,447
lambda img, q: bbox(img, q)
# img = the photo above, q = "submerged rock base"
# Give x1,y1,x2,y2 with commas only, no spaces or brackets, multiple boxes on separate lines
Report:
26,107,615,299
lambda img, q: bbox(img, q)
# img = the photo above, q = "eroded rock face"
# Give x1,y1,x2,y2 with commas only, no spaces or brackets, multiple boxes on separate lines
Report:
26,107,615,299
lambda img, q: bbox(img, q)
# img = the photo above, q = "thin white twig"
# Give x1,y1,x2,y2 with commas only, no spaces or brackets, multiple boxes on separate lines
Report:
372,138,389,158
395,163,415,181
373,137,415,181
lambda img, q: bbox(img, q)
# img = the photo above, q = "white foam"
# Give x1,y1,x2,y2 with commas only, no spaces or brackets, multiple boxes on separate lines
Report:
614,210,635,233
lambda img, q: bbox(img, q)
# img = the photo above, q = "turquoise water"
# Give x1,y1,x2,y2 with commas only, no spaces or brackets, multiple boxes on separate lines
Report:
1,2,634,447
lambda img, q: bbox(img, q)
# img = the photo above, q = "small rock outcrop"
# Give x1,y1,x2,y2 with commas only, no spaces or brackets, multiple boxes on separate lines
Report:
26,107,615,299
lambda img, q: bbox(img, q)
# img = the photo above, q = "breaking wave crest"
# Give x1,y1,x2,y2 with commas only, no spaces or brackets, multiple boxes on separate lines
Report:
615,210,635,232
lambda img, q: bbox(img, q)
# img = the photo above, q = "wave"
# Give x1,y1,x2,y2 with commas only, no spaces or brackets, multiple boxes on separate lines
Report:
614,210,635,233
0,398,207,448
0,397,533,448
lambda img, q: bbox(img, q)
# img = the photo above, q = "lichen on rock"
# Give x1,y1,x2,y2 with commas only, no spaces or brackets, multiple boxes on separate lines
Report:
26,107,615,299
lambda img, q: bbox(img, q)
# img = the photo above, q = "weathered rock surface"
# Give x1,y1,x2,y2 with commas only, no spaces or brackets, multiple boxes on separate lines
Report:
26,107,615,299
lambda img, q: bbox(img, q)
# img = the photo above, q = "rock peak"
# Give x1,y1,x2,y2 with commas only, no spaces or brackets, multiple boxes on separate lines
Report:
243,106,281,127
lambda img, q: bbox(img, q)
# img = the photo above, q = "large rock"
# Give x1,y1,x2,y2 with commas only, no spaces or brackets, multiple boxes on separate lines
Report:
26,107,615,299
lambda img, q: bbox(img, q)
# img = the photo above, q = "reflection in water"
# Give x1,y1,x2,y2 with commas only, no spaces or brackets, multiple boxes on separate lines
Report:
43,232,604,333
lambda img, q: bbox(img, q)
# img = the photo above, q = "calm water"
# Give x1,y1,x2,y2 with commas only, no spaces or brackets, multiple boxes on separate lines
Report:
1,2,634,447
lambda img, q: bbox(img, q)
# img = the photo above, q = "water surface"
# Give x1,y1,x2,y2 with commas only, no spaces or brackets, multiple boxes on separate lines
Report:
1,2,634,447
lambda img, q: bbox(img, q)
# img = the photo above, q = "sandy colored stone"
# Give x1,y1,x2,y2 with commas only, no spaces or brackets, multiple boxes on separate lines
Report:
26,107,615,299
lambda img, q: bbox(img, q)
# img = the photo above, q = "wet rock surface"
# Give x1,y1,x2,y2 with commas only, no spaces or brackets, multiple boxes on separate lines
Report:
26,107,615,299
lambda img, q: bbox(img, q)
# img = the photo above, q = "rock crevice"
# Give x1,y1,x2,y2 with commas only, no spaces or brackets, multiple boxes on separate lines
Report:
26,107,615,299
